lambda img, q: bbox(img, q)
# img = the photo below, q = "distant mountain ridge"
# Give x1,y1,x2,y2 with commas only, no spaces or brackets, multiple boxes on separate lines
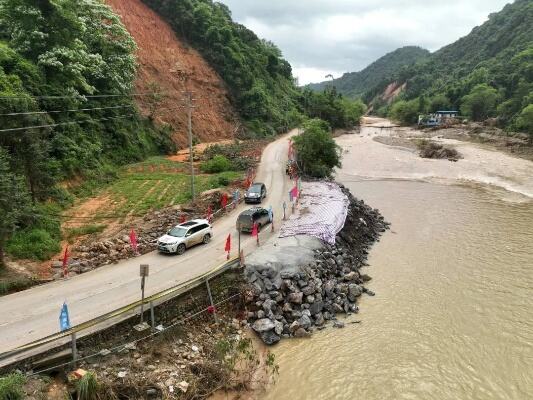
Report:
307,46,430,98
367,0,533,130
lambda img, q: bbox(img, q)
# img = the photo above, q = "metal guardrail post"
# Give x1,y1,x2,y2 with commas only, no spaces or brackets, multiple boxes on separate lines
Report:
205,279,218,323
150,301,155,329
71,333,77,368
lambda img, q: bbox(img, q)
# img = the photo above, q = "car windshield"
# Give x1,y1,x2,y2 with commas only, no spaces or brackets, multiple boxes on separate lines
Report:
168,227,188,238
249,185,261,193
238,214,252,223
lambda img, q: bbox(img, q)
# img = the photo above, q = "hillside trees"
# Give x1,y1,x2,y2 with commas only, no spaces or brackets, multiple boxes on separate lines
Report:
390,99,421,125
460,84,500,121
516,104,533,139
301,87,366,129
0,0,174,261
0,148,31,267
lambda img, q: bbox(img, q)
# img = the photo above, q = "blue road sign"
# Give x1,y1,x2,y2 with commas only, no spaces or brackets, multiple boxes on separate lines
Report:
59,302,71,332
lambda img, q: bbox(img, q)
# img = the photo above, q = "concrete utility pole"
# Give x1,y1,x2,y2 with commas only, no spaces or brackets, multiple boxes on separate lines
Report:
183,91,196,201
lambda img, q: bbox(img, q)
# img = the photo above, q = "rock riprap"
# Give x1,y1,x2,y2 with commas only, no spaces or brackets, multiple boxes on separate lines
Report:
245,183,389,344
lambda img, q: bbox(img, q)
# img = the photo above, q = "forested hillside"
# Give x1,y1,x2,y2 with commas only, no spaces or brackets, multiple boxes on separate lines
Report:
369,0,533,134
308,46,430,98
0,0,175,265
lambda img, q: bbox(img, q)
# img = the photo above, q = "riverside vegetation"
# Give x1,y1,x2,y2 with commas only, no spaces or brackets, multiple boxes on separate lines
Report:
0,0,366,270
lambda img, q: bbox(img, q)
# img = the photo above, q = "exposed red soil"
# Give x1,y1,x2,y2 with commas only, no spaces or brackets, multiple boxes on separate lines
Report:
381,81,406,104
105,0,239,148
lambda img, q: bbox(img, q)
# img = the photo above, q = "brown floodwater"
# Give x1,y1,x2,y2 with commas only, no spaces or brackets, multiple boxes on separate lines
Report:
262,122,533,400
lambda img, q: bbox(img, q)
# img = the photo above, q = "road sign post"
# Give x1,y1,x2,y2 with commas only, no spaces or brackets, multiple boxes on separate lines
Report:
139,264,149,323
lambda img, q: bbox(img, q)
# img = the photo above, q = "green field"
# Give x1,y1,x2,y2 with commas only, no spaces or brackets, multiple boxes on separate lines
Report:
96,157,241,218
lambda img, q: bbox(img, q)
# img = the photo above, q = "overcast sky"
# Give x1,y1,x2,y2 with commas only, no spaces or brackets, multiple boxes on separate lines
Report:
221,0,512,85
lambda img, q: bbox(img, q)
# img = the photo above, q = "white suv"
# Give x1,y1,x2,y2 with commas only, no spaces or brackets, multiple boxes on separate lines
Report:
157,219,212,255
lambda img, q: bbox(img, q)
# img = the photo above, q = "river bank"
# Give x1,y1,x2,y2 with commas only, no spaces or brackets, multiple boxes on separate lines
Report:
261,118,533,400
245,182,389,344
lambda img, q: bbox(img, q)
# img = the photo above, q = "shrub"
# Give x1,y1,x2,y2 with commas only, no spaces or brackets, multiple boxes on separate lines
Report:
6,229,61,261
77,372,99,400
0,373,25,400
217,176,230,186
390,99,420,125
0,277,35,295
200,155,232,173
293,119,341,178
516,104,533,137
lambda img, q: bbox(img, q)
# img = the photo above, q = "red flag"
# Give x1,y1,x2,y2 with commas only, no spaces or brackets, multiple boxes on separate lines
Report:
221,193,228,209
129,229,138,254
62,246,69,278
251,223,258,237
225,234,231,252
225,234,231,259
180,214,186,224
290,186,298,199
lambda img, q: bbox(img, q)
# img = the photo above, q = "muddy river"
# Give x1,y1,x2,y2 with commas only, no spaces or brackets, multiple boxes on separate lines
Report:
262,120,533,400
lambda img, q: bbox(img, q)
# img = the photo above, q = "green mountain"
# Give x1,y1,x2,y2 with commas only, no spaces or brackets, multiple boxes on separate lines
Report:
369,0,533,132
307,46,430,98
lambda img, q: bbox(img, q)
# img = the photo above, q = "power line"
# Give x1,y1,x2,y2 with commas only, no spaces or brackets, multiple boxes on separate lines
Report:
0,113,137,133
0,92,165,100
0,104,134,117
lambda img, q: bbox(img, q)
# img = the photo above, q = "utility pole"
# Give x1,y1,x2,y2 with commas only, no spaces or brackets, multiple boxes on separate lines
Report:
183,91,196,201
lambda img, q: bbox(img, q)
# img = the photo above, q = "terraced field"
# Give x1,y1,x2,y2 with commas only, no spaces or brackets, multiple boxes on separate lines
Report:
70,156,242,224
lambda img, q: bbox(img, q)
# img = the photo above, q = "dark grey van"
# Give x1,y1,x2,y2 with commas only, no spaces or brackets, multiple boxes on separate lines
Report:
236,207,271,232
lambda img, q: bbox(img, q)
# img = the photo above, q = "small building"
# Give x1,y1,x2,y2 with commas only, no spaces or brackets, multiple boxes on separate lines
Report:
435,110,459,119
418,110,459,126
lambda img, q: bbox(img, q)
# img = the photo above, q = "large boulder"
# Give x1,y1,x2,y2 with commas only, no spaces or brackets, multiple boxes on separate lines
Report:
252,319,275,333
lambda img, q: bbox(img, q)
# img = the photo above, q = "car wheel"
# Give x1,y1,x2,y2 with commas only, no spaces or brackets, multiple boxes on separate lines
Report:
176,244,186,255
202,234,211,244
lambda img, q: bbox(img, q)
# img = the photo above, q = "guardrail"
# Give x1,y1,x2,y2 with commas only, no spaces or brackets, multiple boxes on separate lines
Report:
0,256,241,367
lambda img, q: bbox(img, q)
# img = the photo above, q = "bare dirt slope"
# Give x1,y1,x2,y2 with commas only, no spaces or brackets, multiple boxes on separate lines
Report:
106,0,239,147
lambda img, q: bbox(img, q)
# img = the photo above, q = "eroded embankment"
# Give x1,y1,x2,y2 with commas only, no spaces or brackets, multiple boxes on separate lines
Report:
245,183,389,344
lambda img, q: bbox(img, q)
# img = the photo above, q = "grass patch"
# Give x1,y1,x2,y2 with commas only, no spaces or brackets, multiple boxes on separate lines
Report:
0,277,35,296
99,165,241,217
6,229,61,261
0,373,25,399
65,224,107,242
77,372,99,400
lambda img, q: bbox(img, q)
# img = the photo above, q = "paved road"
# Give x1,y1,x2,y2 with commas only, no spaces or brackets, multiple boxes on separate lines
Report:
0,130,297,355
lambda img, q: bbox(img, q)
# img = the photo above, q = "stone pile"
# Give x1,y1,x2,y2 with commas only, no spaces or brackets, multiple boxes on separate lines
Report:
247,184,389,344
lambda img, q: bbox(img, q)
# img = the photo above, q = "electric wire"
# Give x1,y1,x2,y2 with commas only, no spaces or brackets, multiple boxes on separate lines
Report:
0,104,133,117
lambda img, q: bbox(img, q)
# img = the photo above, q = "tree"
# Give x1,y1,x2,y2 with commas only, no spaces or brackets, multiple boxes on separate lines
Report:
516,104,533,140
429,94,451,112
292,119,341,178
390,99,420,125
461,84,500,121
0,148,31,267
